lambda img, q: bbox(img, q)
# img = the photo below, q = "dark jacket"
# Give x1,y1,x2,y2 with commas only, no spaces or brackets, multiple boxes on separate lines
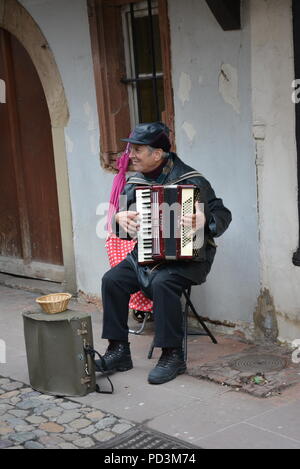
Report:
113,153,232,285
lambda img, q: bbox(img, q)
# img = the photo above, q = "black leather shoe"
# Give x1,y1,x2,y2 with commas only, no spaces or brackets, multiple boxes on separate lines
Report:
96,341,133,373
148,348,186,384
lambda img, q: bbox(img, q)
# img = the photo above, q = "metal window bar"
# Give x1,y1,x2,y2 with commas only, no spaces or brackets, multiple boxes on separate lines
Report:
121,0,161,122
129,1,143,120
121,73,163,84
147,0,160,121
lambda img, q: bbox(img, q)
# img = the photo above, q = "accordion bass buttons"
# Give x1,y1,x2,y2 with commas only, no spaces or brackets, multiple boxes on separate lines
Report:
181,189,194,256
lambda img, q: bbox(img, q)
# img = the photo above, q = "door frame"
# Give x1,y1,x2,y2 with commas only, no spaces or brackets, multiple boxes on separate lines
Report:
0,0,77,292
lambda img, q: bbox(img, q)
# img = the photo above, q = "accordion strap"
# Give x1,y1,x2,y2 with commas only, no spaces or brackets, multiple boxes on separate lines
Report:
127,177,153,186
170,171,203,185
127,171,203,186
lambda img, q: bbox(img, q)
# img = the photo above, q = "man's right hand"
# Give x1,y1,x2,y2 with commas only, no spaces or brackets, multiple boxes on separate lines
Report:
116,211,140,238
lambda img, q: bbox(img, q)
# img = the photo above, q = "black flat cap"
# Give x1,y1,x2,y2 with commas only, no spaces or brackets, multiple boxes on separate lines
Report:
121,122,171,152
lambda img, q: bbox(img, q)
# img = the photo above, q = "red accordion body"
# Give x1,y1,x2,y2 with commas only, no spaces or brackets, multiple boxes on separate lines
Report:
135,184,201,264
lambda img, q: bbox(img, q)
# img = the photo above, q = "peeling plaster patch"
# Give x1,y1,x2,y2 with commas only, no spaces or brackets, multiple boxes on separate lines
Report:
65,133,74,153
219,63,240,114
0,79,5,103
178,72,192,106
182,121,196,143
84,102,91,116
253,289,279,343
84,102,96,131
90,134,98,156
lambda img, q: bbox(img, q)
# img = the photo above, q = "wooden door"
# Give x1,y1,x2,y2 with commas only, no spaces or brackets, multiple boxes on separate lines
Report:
0,28,64,282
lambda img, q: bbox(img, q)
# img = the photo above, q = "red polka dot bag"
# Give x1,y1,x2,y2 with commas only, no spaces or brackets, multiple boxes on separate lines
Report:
105,233,153,312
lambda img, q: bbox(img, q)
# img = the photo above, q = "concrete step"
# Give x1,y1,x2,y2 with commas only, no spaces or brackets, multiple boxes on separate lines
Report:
0,272,64,296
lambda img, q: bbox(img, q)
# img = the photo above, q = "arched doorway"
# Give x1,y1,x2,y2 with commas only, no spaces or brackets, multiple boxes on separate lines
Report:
0,28,64,281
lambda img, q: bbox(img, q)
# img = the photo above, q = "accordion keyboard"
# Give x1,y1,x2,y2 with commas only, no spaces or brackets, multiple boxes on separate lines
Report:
136,188,153,263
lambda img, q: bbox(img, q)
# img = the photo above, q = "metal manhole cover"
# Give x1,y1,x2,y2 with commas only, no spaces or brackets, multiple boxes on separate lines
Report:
229,354,286,373
94,427,200,450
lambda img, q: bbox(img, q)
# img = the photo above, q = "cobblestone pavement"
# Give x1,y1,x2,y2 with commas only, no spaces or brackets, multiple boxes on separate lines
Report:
0,377,135,449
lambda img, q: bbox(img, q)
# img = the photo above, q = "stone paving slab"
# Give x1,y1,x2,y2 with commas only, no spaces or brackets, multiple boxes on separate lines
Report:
196,422,300,449
147,386,278,443
0,376,135,449
188,344,300,397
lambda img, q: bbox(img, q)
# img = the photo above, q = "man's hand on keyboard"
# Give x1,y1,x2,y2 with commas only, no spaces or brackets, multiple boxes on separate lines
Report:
116,211,140,238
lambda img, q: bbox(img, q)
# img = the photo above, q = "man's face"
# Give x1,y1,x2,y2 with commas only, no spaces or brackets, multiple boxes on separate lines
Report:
129,144,163,173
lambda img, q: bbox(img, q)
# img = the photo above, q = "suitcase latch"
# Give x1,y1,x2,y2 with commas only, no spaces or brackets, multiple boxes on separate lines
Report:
81,376,92,385
77,322,88,336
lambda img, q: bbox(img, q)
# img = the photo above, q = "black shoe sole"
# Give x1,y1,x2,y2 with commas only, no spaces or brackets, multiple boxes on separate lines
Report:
95,359,133,373
115,362,133,372
148,363,187,385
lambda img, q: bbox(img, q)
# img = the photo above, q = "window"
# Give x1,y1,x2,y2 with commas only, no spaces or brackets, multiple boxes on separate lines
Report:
121,1,164,126
88,0,174,171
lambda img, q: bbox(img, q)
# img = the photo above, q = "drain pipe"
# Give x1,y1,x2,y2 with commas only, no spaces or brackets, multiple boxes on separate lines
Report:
292,0,300,266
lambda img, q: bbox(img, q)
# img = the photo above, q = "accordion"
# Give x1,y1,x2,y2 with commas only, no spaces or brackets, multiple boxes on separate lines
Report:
135,185,203,264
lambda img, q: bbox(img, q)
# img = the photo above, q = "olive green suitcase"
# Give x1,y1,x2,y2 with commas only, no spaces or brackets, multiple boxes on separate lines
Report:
23,309,97,397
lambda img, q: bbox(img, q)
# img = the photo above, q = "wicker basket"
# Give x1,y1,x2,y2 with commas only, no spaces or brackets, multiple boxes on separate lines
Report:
36,293,72,314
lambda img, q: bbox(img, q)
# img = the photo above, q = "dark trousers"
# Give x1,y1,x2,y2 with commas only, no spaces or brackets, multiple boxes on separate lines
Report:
101,259,193,348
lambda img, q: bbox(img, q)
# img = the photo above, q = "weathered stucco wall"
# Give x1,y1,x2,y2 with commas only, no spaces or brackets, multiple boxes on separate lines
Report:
19,0,113,297
16,0,261,324
169,0,260,331
15,0,299,345
250,0,300,343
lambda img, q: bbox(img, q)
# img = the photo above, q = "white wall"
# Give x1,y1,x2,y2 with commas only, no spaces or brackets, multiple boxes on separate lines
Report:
19,0,113,297
250,0,300,342
169,0,260,327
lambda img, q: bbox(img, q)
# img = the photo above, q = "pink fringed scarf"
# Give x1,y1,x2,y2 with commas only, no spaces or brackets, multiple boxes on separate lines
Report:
106,141,131,234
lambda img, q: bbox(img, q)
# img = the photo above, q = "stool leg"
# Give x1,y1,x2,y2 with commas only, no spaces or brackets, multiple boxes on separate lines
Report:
183,290,218,344
148,339,155,359
129,312,151,335
183,296,189,362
